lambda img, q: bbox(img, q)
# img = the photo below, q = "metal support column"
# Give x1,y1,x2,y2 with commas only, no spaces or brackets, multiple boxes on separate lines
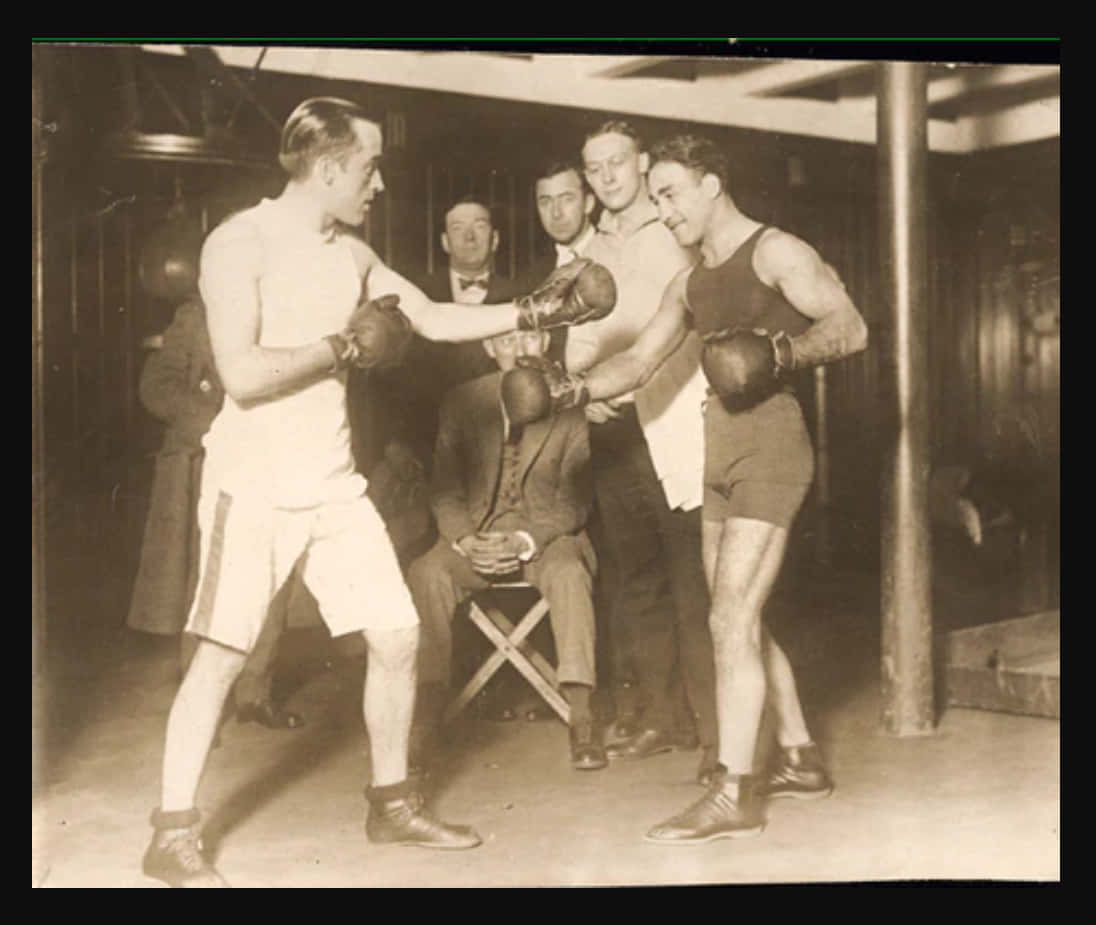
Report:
878,62,935,735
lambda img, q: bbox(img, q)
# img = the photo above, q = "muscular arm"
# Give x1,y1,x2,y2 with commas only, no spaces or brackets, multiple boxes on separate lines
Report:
754,230,868,368
200,222,338,404
582,270,691,403
358,245,522,343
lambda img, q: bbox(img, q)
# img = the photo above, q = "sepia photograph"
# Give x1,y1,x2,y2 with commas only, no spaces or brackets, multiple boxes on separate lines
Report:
31,38,1060,887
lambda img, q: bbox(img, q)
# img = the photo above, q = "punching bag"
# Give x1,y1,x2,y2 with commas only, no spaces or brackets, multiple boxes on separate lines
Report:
139,180,204,303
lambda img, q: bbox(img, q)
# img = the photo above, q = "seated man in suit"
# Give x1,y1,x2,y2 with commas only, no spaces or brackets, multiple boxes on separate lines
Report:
406,327,606,772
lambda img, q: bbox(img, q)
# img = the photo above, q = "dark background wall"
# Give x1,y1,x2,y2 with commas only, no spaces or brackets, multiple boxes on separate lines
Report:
32,46,1060,651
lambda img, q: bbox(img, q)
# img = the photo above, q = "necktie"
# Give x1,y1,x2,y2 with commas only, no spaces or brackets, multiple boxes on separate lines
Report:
459,275,488,291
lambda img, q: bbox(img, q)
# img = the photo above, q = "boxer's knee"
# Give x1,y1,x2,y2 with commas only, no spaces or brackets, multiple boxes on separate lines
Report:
364,624,420,673
708,596,762,654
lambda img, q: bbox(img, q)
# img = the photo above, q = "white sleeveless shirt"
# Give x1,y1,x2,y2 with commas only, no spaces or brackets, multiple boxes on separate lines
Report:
200,198,367,508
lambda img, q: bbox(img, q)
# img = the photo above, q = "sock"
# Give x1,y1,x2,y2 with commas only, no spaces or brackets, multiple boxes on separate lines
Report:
366,779,413,804
150,807,200,831
562,683,592,722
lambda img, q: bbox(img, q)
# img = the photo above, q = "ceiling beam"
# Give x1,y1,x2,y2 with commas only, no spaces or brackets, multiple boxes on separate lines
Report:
928,63,1058,105
956,95,1060,151
696,58,873,95
141,46,1045,153
571,55,664,78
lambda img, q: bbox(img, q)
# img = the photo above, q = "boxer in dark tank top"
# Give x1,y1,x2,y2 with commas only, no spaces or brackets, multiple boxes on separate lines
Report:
566,133,869,844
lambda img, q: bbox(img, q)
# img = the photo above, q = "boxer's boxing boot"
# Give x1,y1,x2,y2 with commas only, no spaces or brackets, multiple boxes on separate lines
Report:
761,743,834,800
365,781,482,850
644,768,764,844
142,808,229,888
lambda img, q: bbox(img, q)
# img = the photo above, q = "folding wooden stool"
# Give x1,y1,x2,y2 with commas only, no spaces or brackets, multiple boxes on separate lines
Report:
442,582,571,726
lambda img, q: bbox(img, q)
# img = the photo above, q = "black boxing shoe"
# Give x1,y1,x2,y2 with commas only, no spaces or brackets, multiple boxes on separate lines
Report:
142,809,229,888
644,769,764,845
761,744,834,801
366,791,482,850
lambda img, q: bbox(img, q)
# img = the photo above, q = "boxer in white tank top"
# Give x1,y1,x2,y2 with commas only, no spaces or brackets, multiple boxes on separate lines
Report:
144,98,558,887
200,196,367,508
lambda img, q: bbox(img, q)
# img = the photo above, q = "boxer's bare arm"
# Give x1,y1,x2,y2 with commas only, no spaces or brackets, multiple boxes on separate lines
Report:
351,239,522,343
201,222,338,403
753,230,868,368
583,270,690,402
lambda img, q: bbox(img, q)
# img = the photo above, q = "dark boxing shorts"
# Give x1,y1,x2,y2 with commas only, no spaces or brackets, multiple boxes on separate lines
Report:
702,389,815,528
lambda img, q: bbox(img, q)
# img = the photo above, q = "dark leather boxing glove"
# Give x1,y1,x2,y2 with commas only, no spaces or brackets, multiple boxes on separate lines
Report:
701,327,795,411
342,294,414,371
516,258,617,331
501,356,589,426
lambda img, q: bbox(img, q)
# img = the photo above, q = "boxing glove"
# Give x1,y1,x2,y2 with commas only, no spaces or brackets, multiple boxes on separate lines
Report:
501,356,588,426
516,258,617,331
701,327,795,411
342,294,414,371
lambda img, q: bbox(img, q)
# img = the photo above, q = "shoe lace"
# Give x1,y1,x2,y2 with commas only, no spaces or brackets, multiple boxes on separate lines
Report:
162,829,208,872
667,778,732,823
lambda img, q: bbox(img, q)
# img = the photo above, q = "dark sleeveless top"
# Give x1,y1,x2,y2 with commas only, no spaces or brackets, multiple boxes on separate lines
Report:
685,226,810,338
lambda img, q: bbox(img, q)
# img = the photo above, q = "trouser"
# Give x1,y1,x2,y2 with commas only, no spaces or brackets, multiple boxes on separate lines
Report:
408,534,598,689
589,406,717,747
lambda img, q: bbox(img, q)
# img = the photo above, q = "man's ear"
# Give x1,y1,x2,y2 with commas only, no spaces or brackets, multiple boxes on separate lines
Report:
583,193,596,217
489,229,500,255
441,232,452,256
482,338,497,359
638,151,650,174
318,154,337,186
700,173,722,200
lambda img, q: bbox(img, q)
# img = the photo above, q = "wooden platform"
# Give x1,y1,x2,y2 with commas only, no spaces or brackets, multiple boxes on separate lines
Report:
943,610,1060,719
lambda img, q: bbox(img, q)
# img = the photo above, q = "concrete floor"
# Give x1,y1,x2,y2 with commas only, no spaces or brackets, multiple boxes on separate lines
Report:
31,570,1059,887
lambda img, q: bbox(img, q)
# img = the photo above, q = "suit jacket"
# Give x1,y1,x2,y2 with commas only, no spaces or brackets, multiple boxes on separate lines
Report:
431,371,592,554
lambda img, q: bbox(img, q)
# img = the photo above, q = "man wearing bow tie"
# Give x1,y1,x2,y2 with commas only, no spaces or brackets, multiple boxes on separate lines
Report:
364,196,519,484
421,195,519,383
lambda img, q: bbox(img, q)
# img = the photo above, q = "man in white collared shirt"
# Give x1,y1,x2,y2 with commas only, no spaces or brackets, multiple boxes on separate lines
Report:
535,160,597,268
570,120,718,785
528,159,598,366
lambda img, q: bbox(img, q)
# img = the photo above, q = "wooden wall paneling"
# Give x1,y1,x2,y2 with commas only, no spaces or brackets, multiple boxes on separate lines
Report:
506,172,517,280
67,210,80,456
423,162,431,275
